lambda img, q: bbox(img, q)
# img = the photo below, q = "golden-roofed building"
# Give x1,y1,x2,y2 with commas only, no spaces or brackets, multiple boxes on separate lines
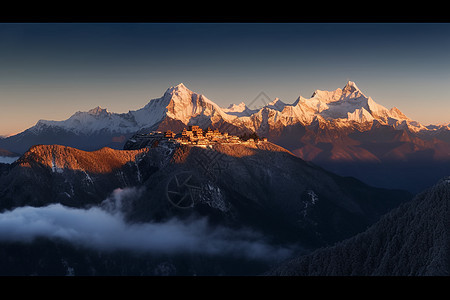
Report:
164,130,175,138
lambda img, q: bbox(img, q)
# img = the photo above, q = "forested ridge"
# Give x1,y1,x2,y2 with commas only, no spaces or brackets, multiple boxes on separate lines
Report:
269,177,450,276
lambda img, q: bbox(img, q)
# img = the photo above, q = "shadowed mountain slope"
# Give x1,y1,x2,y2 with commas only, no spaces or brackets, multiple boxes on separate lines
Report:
269,177,450,276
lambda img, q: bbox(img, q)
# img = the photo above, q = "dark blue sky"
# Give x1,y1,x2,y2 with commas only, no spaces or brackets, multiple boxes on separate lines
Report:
0,23,449,135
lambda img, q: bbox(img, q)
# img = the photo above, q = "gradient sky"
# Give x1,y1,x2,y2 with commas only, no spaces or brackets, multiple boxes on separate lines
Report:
0,22,449,136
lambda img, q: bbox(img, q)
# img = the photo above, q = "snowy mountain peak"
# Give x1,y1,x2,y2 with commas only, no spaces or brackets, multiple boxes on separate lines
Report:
152,82,234,125
284,81,426,130
340,81,366,101
343,81,360,93
165,83,192,95
224,102,247,112
389,107,409,120
310,81,364,103
268,98,282,106
267,98,287,111
87,106,109,116
222,102,257,117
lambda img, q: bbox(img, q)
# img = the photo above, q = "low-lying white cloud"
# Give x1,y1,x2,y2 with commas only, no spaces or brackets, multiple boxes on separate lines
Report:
0,188,293,261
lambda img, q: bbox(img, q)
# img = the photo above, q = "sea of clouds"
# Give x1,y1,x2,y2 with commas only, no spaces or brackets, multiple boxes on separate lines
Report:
0,187,293,262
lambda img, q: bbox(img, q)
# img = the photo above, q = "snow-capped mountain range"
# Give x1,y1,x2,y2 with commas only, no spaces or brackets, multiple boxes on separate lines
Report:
288,81,425,131
3,81,449,152
2,80,450,193
27,81,434,137
32,83,236,136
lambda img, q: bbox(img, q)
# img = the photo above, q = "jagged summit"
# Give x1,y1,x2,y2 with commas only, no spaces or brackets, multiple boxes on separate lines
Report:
225,102,247,111
310,80,362,100
87,106,109,116
282,80,427,131
222,102,255,117
341,80,365,100
342,80,360,93
389,107,409,120
165,83,191,95
266,98,287,111
268,98,284,106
